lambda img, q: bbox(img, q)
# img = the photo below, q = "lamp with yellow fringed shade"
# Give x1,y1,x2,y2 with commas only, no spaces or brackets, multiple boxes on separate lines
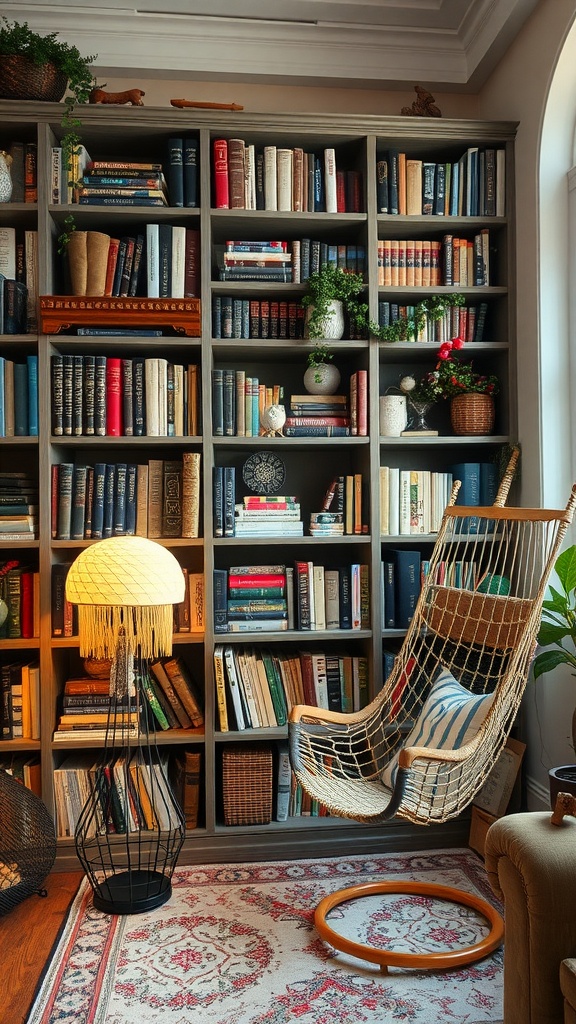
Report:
65,536,188,915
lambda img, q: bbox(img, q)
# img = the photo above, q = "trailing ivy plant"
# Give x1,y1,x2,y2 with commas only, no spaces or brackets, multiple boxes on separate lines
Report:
375,293,467,343
0,19,98,252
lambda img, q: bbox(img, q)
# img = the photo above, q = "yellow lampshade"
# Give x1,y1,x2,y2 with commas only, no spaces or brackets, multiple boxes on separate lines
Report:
65,537,185,659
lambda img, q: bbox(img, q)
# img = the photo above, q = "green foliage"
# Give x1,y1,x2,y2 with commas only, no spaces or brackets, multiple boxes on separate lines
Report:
0,19,97,251
400,336,500,403
306,343,333,369
302,266,369,340
375,293,466,343
533,545,576,681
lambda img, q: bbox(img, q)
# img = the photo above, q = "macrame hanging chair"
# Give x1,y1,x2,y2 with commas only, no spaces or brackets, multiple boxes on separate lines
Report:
290,458,576,971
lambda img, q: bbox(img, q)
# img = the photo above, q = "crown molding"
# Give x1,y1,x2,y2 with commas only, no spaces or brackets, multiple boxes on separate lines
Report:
3,1,539,90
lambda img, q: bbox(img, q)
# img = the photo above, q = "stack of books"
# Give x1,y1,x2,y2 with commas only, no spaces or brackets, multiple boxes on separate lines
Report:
310,474,368,536
285,392,350,438
0,471,38,540
234,496,303,538
214,564,290,634
216,241,292,282
77,160,168,207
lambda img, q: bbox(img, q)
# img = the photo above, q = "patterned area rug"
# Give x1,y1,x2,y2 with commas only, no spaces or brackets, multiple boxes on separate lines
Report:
26,848,503,1024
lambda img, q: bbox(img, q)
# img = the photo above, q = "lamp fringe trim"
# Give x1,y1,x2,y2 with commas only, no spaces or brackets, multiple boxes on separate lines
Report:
77,605,174,660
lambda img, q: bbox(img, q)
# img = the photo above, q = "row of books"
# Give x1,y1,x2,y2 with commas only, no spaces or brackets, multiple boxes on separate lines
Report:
214,646,370,731
379,462,498,537
212,370,284,437
376,147,506,217
313,473,368,536
63,224,200,299
213,140,363,214
380,550,485,630
0,227,38,331
213,561,370,634
1,659,40,740
377,300,488,344
50,354,200,437
52,453,201,541
288,382,367,437
212,296,305,340
0,355,38,437
5,140,37,204
0,561,39,640
0,754,41,797
215,238,367,284
377,230,491,289
52,749,198,837
166,137,199,208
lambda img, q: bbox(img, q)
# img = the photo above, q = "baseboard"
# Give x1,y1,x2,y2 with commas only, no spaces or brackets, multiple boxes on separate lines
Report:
524,774,550,810
52,817,471,871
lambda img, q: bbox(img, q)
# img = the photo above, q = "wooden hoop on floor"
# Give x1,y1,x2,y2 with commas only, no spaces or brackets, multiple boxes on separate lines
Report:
314,881,504,972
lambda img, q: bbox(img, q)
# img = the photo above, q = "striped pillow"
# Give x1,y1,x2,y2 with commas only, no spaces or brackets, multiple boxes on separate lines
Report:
381,667,494,789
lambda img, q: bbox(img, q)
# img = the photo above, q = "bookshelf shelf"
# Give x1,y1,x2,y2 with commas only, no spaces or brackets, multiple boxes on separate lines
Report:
0,101,516,866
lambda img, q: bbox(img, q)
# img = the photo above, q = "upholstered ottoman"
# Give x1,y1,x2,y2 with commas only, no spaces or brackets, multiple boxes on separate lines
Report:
485,807,576,1024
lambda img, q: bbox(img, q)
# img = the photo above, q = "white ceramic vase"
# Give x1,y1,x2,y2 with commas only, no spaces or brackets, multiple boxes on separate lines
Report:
0,152,13,204
305,299,345,340
303,361,341,395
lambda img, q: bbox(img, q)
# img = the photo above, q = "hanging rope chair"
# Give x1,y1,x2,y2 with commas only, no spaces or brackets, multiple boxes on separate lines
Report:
289,467,576,971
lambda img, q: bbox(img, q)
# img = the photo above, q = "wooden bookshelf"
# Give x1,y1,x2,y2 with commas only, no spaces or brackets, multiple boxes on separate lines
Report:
0,102,517,867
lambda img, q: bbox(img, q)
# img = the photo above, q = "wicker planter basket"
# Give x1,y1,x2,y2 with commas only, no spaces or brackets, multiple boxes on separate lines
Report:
0,55,68,102
450,392,495,436
222,745,273,826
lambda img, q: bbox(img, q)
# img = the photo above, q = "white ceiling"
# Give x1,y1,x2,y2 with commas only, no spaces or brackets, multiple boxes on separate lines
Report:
4,0,539,91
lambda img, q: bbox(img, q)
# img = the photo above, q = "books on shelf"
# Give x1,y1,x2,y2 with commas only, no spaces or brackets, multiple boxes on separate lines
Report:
0,355,38,436
1,659,40,739
376,147,505,217
311,473,368,536
0,561,39,640
232,495,304,539
212,370,284,437
379,467,454,536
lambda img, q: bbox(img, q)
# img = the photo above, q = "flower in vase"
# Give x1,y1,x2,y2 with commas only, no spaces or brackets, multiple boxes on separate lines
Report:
400,337,499,403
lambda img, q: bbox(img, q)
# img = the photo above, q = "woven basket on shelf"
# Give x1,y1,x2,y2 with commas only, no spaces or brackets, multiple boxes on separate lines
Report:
222,745,273,826
0,55,67,102
450,392,495,436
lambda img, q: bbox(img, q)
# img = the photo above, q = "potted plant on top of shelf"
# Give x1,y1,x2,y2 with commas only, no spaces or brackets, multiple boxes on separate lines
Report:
532,544,576,804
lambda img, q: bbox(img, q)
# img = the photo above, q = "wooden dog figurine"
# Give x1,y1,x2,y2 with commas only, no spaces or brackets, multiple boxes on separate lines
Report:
89,87,145,106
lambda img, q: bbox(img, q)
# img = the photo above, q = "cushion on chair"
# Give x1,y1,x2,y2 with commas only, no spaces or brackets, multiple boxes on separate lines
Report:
381,667,494,788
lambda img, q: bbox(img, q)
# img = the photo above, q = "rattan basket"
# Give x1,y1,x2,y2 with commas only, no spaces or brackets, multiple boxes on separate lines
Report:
0,55,68,102
450,393,495,436
222,745,273,826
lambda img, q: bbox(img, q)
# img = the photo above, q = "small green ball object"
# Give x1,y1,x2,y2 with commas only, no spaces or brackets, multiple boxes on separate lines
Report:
477,574,511,595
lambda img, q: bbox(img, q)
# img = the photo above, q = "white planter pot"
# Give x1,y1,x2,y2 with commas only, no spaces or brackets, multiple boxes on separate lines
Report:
303,362,341,395
305,299,345,340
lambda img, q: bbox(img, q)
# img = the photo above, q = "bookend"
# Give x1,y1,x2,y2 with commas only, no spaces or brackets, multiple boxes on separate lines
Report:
66,537,186,915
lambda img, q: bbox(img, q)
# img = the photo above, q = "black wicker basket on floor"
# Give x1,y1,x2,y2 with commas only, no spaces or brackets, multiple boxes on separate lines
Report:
0,770,56,916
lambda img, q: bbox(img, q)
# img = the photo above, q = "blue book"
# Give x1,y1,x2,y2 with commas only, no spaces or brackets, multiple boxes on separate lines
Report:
70,465,87,540
125,464,137,535
167,137,184,207
382,560,396,629
213,569,229,634
480,461,499,505
389,549,421,629
183,136,199,208
91,463,106,539
103,464,116,538
78,195,167,206
57,463,74,540
212,295,222,338
26,355,38,436
451,462,481,534
387,150,399,215
450,161,460,216
213,466,224,537
113,463,127,535
13,362,29,436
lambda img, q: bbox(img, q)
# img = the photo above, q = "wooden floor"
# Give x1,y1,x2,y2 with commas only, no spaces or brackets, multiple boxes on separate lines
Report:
0,871,83,1024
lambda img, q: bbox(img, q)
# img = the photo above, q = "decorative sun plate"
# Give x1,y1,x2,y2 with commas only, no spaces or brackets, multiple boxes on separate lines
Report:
242,451,286,495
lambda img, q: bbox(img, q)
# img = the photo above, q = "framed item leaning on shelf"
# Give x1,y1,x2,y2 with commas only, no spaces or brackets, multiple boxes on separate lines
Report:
65,536,186,915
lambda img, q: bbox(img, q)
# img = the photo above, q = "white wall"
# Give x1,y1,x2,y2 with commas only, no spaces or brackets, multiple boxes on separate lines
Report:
478,0,576,805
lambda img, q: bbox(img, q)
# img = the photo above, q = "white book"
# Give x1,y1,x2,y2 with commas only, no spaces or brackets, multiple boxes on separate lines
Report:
313,565,326,630
264,145,277,210
324,568,340,630
351,563,361,629
276,740,292,822
311,652,329,708
0,226,16,280
399,469,412,535
244,143,256,210
157,357,168,435
380,465,390,535
135,463,149,536
223,646,246,730
324,147,337,213
146,223,160,298
228,620,288,632
173,363,184,436
277,148,293,212
235,650,261,725
144,357,160,435
171,225,186,298
388,467,400,535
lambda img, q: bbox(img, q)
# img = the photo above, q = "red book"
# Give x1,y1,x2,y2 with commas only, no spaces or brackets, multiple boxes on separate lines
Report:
299,651,317,707
184,227,200,297
336,170,346,213
20,570,34,638
228,574,286,589
285,416,349,428
213,138,229,209
357,369,368,437
104,237,120,297
105,357,123,436
350,372,358,436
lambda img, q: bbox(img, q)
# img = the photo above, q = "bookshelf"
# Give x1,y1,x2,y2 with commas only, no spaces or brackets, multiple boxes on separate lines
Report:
0,102,517,867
